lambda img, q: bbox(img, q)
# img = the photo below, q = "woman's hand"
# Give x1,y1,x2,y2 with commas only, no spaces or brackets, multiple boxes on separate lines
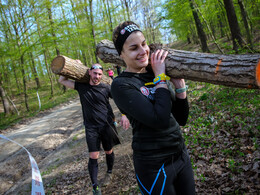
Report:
150,49,168,76
170,78,185,89
170,78,186,99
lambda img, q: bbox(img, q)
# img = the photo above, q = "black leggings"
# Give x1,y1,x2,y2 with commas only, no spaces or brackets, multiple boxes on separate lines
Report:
133,147,195,195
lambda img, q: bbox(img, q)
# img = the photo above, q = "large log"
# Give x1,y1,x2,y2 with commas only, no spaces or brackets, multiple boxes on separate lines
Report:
51,55,112,84
96,39,260,89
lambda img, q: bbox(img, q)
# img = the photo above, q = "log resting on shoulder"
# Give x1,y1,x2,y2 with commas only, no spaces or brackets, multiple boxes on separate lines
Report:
50,55,112,85
96,39,260,89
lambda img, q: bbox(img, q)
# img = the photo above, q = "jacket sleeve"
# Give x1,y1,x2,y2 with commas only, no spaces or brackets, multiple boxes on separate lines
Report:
111,80,172,129
171,97,189,126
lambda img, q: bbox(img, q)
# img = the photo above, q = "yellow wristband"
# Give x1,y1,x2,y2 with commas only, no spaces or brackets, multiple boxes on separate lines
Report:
153,73,170,84
156,73,170,80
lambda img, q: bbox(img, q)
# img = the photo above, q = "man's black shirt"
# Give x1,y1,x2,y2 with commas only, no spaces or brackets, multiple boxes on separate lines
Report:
75,82,114,128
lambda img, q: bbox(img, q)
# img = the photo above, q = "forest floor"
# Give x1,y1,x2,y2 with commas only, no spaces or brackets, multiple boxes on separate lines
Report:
0,94,259,194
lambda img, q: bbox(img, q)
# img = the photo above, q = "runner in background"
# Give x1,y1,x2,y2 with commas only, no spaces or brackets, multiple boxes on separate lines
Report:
114,65,122,76
106,68,114,80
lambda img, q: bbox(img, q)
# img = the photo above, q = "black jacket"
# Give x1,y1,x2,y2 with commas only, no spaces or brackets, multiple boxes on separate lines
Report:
111,70,189,159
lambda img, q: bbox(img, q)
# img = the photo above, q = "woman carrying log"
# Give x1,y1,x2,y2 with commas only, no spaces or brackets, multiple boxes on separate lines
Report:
111,21,195,194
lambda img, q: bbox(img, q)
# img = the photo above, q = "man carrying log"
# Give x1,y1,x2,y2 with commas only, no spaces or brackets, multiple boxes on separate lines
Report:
59,63,130,195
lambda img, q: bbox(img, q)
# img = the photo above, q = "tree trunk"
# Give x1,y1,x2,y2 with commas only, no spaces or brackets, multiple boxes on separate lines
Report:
96,40,260,89
46,2,64,94
105,0,113,33
19,1,41,90
32,1,54,97
123,0,130,20
47,6,60,56
217,14,225,38
20,56,30,112
0,85,12,114
194,2,223,54
29,52,41,89
51,55,112,85
89,0,99,63
237,0,252,49
45,50,54,97
10,5,30,111
189,0,210,53
223,0,244,52
0,7,21,94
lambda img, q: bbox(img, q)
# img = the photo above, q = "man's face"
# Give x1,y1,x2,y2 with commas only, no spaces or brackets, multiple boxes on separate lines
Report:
89,65,103,85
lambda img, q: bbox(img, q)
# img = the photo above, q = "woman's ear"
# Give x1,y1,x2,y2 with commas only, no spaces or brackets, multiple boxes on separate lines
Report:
120,52,124,60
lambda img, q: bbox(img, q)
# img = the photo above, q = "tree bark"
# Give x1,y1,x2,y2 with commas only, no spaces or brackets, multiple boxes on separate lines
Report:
51,55,112,85
96,39,260,89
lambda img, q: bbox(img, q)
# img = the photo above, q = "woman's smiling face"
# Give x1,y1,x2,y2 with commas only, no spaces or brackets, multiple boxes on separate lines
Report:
120,31,150,73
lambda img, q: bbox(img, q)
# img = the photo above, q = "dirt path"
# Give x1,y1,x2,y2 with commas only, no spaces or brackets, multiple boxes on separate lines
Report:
0,98,137,195
0,100,81,162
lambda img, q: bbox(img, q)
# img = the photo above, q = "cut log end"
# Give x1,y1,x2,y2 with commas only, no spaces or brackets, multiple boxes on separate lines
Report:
256,59,260,87
51,56,65,74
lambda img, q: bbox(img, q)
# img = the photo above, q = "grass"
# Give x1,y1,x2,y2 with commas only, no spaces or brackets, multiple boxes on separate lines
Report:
182,80,259,192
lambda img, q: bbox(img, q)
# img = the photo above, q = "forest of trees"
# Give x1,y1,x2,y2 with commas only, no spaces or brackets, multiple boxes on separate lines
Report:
0,0,259,115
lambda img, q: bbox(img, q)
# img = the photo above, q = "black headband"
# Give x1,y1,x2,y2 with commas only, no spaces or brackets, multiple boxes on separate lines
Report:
115,24,142,55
